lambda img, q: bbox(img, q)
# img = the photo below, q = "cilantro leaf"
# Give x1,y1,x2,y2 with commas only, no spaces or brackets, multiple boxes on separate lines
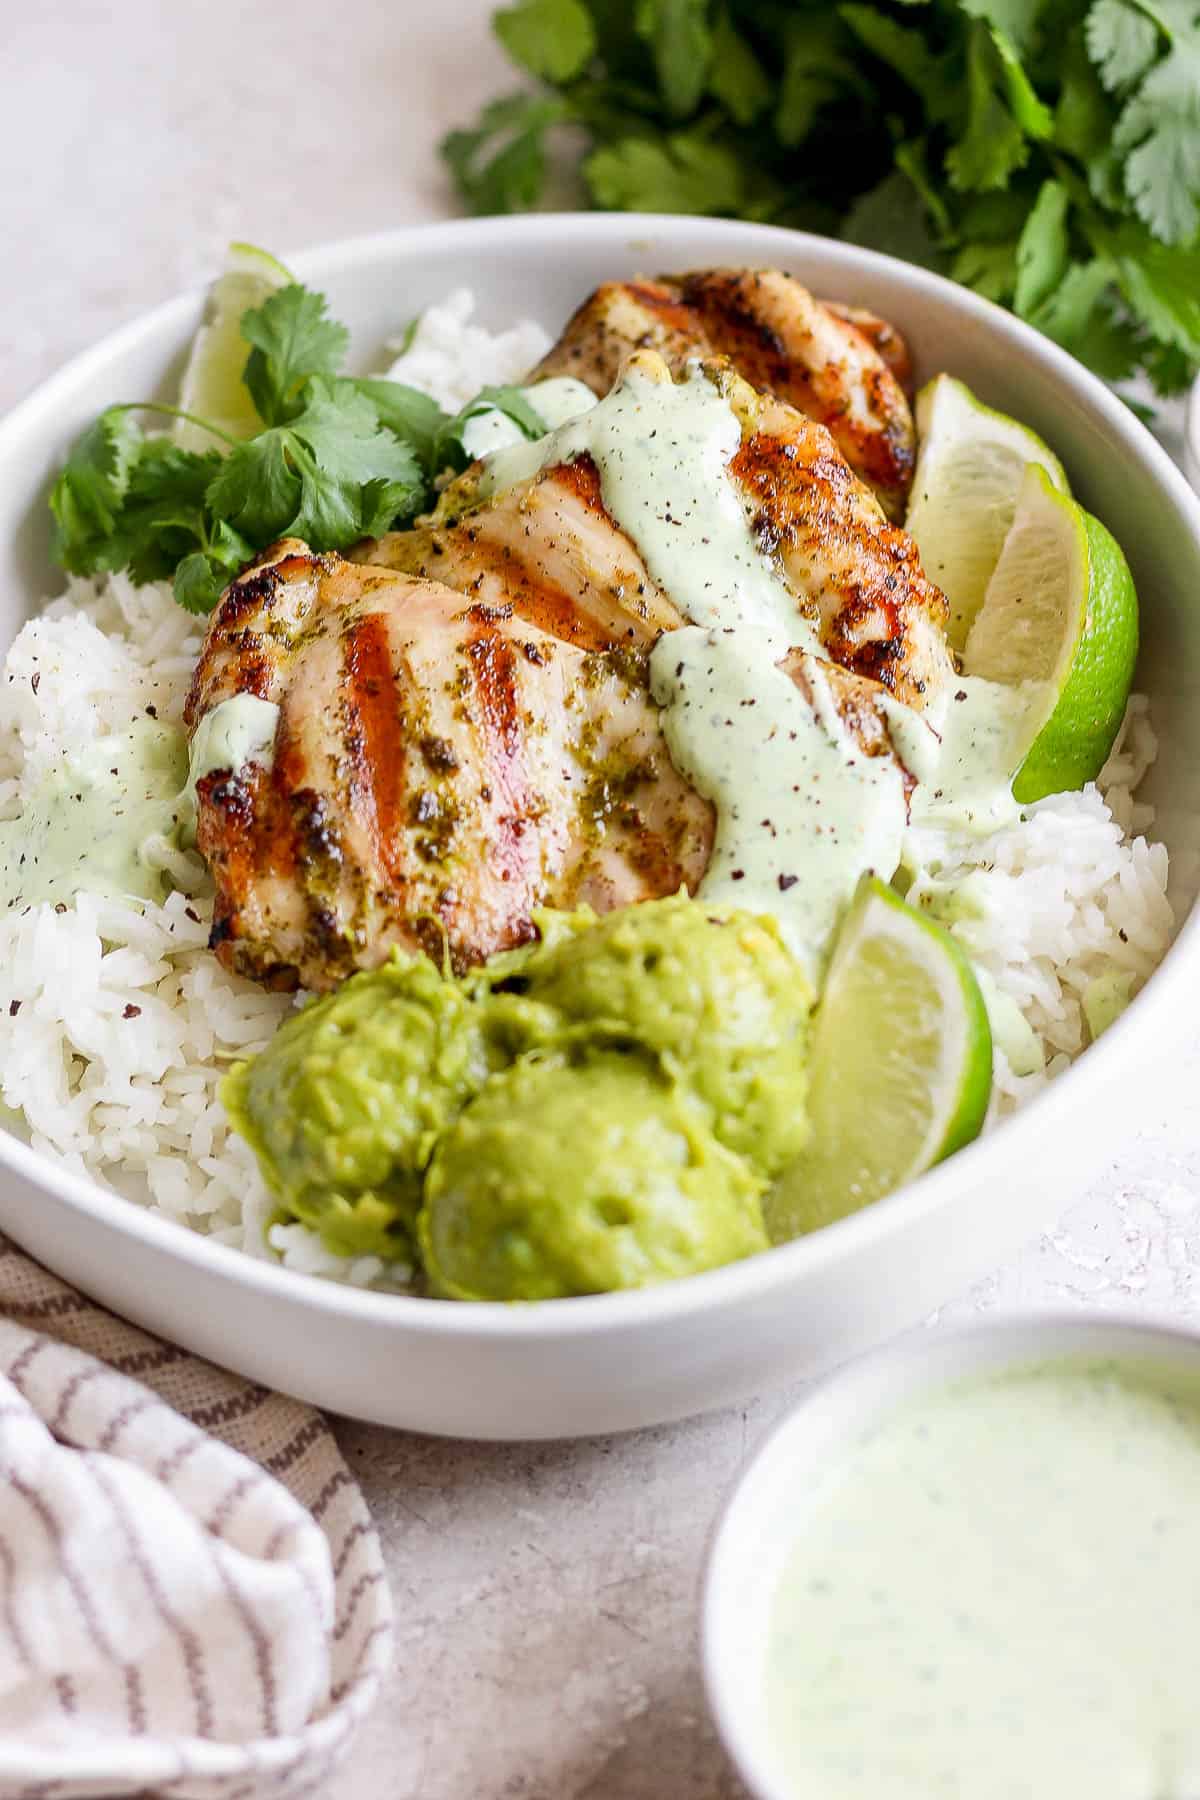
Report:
585,132,754,213
49,408,142,572
1087,0,1200,243
959,0,1050,53
494,0,595,81
240,284,350,427
842,170,948,270
1014,179,1071,315
48,271,452,613
838,5,947,113
107,440,223,584
441,93,567,214
634,0,713,118
1142,336,1197,394
1113,53,1200,242
951,238,1020,301
338,377,448,466
1085,0,1160,88
775,15,865,147
205,381,425,550
946,23,1033,192
1054,30,1117,160
453,0,1200,393
989,26,1054,138
708,11,771,125
172,554,225,615
1094,220,1200,357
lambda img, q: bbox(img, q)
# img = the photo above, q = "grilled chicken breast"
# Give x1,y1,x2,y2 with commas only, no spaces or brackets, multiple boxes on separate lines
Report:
188,344,949,989
532,270,917,517
185,540,712,988
361,353,950,713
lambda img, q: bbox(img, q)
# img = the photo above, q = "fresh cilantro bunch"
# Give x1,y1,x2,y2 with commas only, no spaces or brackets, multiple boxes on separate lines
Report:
48,280,546,615
444,0,1200,395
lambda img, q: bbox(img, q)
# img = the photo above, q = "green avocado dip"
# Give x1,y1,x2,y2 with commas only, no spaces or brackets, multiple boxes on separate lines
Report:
222,895,813,1298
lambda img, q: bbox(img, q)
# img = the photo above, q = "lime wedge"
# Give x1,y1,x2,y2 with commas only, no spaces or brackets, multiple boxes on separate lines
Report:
963,463,1139,802
906,374,1069,650
765,877,992,1240
174,242,293,452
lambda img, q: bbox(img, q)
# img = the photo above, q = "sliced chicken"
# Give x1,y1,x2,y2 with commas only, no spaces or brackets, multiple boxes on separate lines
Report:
357,457,685,656
185,540,712,989
531,270,917,518
360,353,950,713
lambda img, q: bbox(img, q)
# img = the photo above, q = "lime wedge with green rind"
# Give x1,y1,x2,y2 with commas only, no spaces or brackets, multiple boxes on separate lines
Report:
963,463,1139,803
765,876,992,1241
906,374,1070,651
174,242,293,452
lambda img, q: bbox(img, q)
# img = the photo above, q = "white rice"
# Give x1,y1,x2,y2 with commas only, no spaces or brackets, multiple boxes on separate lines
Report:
379,287,552,411
0,293,1177,1279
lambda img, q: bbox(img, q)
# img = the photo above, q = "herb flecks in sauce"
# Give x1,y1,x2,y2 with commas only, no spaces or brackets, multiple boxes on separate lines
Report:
0,720,192,911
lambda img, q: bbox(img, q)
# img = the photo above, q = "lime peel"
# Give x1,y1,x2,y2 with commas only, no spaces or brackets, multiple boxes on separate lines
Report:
963,462,1139,803
765,876,993,1241
906,373,1069,650
173,243,295,453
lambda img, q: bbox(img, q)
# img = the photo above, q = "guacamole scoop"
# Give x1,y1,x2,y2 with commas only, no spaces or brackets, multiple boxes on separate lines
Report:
420,1052,769,1301
223,955,495,1260
499,895,813,1177
225,895,813,1294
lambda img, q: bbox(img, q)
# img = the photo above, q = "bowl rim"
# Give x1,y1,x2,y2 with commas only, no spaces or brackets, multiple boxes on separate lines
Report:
700,1307,1200,1800
1186,372,1200,492
3,209,1200,1341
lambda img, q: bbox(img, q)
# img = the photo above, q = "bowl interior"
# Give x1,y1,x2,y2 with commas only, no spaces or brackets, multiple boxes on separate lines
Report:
703,1314,1200,1800
1,215,1200,1401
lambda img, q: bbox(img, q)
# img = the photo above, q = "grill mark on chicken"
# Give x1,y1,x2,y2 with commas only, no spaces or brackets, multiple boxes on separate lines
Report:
461,608,540,910
533,269,917,518
381,354,949,714
340,610,408,888
360,456,682,656
727,423,945,702
824,302,913,389
190,324,952,994
550,453,607,515
188,544,713,988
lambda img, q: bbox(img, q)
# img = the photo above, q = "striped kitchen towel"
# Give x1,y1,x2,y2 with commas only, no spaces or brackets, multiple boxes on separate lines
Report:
0,1237,393,1798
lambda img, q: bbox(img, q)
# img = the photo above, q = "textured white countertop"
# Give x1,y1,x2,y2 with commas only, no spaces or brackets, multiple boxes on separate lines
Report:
6,5,1200,1793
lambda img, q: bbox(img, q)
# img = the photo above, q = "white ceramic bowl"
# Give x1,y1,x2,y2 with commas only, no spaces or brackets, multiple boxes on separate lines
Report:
702,1312,1200,1799
2,215,1199,1440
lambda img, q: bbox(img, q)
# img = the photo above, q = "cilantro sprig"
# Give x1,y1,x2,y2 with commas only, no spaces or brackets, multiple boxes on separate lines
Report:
50,281,453,614
445,0,1200,395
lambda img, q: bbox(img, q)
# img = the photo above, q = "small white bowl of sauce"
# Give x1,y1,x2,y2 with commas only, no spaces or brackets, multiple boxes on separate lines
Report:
703,1314,1200,1800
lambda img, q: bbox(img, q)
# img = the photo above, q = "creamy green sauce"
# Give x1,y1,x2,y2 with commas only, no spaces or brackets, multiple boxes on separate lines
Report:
484,364,809,651
478,357,1047,966
0,719,189,909
0,692,280,913
907,676,1051,831
460,376,597,460
765,1358,1200,1799
652,631,906,975
180,692,279,844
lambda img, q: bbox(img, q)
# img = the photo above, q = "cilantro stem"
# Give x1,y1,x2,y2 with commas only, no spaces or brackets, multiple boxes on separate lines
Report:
107,401,240,448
